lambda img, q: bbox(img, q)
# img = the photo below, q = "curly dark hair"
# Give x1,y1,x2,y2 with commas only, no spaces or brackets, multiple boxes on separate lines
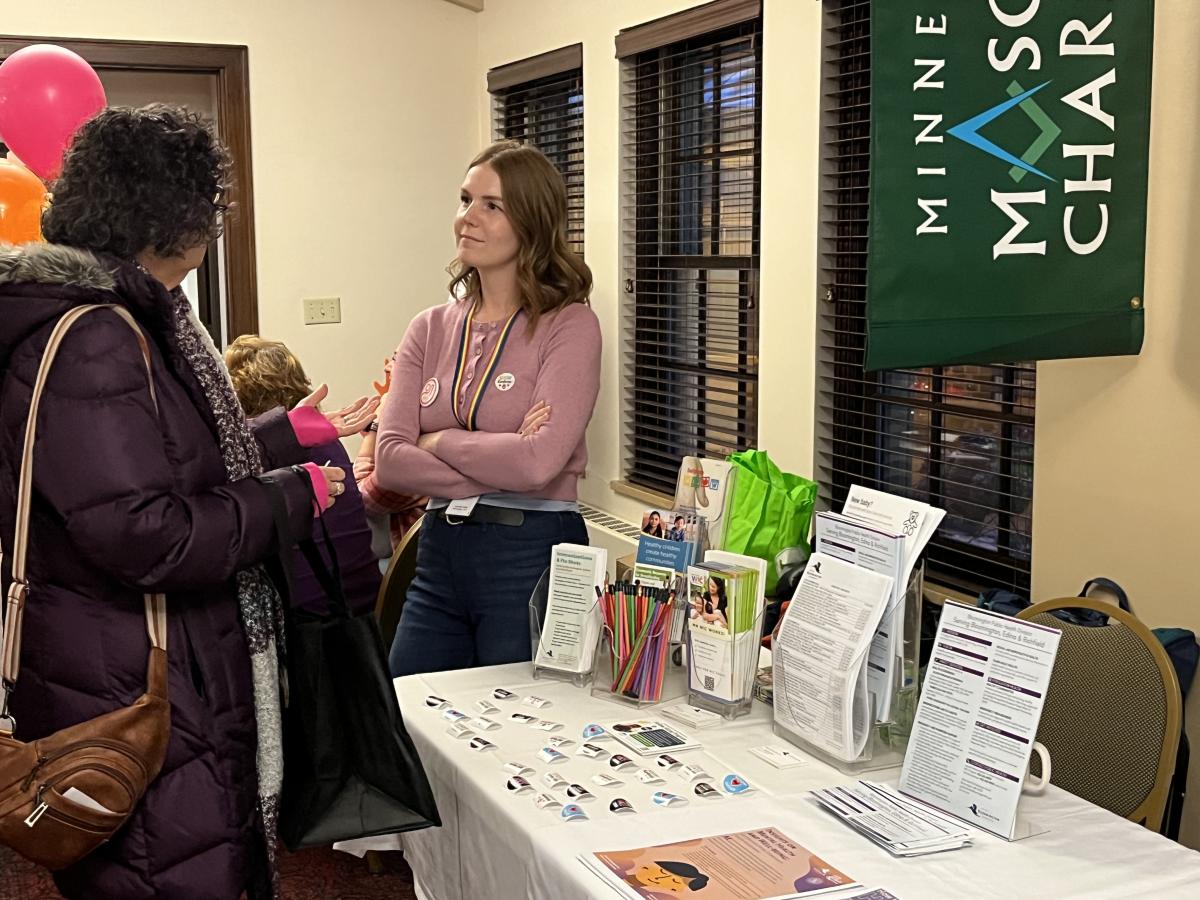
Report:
42,104,232,259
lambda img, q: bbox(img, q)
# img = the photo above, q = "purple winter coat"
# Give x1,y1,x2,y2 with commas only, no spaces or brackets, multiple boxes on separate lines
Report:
0,245,316,899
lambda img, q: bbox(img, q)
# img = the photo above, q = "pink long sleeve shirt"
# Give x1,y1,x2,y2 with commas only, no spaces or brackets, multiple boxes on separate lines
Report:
374,298,602,504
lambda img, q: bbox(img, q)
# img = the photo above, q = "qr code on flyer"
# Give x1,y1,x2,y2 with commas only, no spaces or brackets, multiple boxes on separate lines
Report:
703,675,715,691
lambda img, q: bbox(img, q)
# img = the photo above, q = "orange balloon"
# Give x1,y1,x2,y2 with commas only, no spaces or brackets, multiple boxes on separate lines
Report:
0,158,46,244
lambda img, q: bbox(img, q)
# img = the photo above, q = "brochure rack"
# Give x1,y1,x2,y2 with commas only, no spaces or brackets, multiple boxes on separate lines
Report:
684,550,768,720
773,563,924,773
528,568,597,688
588,624,687,709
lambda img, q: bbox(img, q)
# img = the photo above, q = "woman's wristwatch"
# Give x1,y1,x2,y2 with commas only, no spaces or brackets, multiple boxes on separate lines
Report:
362,421,379,434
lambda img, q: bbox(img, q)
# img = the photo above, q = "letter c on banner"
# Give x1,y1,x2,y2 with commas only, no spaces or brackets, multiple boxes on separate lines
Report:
989,0,1040,29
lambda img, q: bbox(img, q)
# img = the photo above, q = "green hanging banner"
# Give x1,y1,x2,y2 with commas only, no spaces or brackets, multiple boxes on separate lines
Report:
866,1,1154,371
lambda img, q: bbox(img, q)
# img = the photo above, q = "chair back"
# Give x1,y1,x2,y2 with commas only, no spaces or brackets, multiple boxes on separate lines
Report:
374,515,423,653
1017,596,1182,831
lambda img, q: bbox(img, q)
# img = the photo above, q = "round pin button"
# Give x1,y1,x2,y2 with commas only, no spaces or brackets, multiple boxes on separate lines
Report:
420,377,440,407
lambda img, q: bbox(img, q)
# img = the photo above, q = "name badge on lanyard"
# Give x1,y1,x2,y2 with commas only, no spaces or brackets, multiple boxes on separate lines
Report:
450,304,521,431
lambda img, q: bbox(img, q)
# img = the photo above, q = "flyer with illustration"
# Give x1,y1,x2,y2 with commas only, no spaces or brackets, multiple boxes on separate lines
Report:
581,827,858,900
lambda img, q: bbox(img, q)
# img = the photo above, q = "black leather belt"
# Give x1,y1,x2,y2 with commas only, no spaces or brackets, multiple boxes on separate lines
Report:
439,505,525,527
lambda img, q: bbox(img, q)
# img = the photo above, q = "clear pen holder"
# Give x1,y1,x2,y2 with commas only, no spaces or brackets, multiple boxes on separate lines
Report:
772,563,924,773
528,568,597,688
684,603,765,720
589,594,687,708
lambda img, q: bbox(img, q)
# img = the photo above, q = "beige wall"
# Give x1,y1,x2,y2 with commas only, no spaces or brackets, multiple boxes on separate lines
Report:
2,0,482,409
1031,2,1200,636
1030,3,1200,846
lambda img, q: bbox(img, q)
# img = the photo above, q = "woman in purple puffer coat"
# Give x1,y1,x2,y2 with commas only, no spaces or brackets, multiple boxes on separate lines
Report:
0,106,372,899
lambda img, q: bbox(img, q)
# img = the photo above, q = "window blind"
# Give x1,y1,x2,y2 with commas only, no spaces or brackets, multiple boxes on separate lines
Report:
620,13,763,497
816,0,1036,594
490,46,584,255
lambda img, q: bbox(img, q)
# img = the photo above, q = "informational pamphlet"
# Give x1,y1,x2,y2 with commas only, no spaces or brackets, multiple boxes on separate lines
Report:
606,718,700,756
534,544,607,674
809,781,972,856
582,826,859,900
814,512,905,722
772,553,893,761
674,456,737,550
840,486,944,593
898,601,1061,840
637,509,705,573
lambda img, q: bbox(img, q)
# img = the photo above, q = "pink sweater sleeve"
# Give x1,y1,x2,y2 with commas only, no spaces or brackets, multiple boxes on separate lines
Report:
431,306,601,493
374,313,492,499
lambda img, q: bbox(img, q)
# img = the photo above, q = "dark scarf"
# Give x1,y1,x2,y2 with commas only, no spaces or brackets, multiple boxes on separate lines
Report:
167,293,286,895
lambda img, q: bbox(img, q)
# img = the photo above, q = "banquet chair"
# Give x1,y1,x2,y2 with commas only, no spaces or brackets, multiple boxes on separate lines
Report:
1017,596,1182,831
374,515,424,652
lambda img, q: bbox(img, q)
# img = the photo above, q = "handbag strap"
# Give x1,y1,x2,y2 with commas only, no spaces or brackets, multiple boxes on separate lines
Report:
1,305,167,734
262,475,352,618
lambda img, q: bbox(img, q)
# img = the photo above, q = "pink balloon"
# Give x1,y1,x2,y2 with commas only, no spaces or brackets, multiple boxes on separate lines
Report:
0,45,106,181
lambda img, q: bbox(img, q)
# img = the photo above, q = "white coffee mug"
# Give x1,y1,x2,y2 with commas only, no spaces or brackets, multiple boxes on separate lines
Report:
1023,741,1051,795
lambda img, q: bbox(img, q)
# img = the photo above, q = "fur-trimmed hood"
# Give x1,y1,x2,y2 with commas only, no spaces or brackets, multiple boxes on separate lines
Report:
0,242,117,292
0,242,170,373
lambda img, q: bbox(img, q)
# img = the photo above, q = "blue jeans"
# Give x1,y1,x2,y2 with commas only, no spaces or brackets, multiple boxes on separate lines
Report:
388,510,588,677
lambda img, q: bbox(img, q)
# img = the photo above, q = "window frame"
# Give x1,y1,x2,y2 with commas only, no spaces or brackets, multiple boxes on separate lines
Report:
619,14,765,498
489,46,585,256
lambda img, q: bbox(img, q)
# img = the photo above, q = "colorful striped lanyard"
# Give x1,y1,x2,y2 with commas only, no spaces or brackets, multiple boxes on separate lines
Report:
450,302,521,431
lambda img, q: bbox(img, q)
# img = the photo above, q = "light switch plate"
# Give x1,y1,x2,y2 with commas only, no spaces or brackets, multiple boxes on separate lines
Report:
303,297,341,325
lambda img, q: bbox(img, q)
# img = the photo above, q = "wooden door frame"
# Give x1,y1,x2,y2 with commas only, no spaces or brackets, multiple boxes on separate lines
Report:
0,37,259,337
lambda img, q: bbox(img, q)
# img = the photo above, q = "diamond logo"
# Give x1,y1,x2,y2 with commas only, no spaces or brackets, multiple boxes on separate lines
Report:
947,81,1061,183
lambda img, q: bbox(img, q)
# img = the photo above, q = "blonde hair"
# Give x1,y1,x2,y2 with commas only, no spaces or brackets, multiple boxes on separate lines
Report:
448,140,592,332
224,334,312,417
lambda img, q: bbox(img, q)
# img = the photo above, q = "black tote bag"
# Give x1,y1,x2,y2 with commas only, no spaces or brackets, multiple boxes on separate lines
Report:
264,481,440,849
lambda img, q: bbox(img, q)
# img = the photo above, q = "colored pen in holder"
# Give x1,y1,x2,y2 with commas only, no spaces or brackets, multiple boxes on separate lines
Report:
597,581,677,704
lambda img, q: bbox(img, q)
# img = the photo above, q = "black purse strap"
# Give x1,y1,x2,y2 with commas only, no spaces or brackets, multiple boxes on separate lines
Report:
1079,577,1132,612
261,471,352,618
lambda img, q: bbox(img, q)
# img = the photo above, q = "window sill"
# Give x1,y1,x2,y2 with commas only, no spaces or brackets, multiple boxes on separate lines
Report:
922,580,978,608
609,479,673,509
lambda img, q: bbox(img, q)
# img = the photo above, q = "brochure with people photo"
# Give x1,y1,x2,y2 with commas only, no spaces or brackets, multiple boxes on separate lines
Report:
686,559,762,706
581,826,859,900
637,509,705,573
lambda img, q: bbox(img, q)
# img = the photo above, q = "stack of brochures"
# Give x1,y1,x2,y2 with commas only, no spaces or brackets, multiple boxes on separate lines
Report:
685,558,762,708
809,781,973,857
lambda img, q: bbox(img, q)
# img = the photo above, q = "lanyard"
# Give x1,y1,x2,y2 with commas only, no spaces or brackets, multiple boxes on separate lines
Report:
450,303,521,431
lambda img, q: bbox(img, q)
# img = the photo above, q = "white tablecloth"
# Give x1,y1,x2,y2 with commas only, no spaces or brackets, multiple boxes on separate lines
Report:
390,663,1200,900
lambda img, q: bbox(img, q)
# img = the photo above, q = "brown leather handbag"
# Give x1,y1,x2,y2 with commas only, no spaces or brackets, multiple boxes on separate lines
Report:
0,305,171,870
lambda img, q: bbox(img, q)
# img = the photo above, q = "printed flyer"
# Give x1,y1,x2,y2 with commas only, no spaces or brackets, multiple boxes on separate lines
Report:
581,827,858,900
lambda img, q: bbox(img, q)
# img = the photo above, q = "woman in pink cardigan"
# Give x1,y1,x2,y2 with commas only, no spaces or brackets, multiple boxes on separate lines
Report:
375,141,601,676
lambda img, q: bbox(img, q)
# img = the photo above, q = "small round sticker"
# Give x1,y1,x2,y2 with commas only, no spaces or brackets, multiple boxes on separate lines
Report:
561,803,588,822
420,377,440,407
494,372,516,392
723,774,751,795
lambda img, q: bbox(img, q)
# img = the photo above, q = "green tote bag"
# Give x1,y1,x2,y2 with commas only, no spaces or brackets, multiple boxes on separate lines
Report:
722,450,818,595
